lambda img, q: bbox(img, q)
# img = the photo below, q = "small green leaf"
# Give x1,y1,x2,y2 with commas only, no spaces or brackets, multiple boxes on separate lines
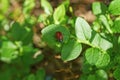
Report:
22,47,44,66
0,41,18,63
36,68,45,80
53,4,66,24
85,48,110,67
62,0,70,9
92,2,107,15
92,21,101,32
113,67,120,80
108,0,120,15
9,22,33,45
112,19,120,33
23,0,35,14
87,74,96,80
26,74,36,80
95,69,108,80
99,36,113,51
41,24,70,47
82,61,93,74
85,48,100,65
95,52,110,68
75,17,92,42
38,14,48,22
61,39,82,61
99,15,112,34
91,33,113,50
41,0,53,15
0,0,10,13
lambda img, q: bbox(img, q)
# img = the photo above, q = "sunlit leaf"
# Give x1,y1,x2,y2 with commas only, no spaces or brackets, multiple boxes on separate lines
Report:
108,0,120,15
53,4,66,24
92,2,107,15
75,17,92,42
41,0,53,15
61,39,82,61
41,24,70,47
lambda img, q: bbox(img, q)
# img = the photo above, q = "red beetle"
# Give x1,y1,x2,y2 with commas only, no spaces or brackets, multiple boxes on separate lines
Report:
55,31,63,42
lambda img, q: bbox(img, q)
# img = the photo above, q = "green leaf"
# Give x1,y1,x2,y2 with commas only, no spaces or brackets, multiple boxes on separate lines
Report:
82,61,93,74
61,39,82,61
75,17,92,42
41,0,53,15
112,19,120,33
87,74,96,80
53,4,66,24
41,24,70,47
0,0,10,13
62,0,70,9
26,74,36,80
36,68,45,80
92,21,101,32
113,67,120,80
79,75,87,80
108,0,120,15
0,67,11,80
22,47,44,66
85,48,100,65
23,0,35,14
91,33,113,50
85,48,110,67
95,69,108,80
92,2,107,15
99,36,113,51
38,14,48,22
9,22,33,45
0,41,18,63
99,15,112,34
95,52,110,68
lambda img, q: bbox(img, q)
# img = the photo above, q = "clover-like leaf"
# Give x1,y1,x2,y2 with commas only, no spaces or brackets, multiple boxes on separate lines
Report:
0,41,18,63
41,0,53,15
41,24,70,47
61,39,82,61
108,0,120,15
85,48,110,67
92,2,107,15
53,4,66,24
75,17,92,42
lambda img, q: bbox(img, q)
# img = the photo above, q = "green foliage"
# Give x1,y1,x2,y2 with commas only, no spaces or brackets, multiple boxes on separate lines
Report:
41,0,120,79
23,0,35,14
61,39,82,61
0,0,120,80
75,17,92,42
95,69,108,80
85,48,110,68
90,33,113,50
108,0,120,15
53,4,66,24
92,2,107,15
41,24,70,47
0,0,10,14
41,0,53,15
113,67,120,80
112,19,120,33
9,22,33,45
0,41,18,63
24,68,45,80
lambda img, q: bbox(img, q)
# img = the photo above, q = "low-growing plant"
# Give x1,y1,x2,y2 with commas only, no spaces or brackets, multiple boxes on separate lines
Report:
41,0,120,80
0,0,120,80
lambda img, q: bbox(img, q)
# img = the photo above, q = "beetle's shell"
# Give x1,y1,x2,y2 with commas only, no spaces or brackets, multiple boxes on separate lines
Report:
55,31,63,42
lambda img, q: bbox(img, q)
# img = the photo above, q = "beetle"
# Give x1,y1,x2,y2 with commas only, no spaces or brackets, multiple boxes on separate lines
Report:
55,31,63,42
